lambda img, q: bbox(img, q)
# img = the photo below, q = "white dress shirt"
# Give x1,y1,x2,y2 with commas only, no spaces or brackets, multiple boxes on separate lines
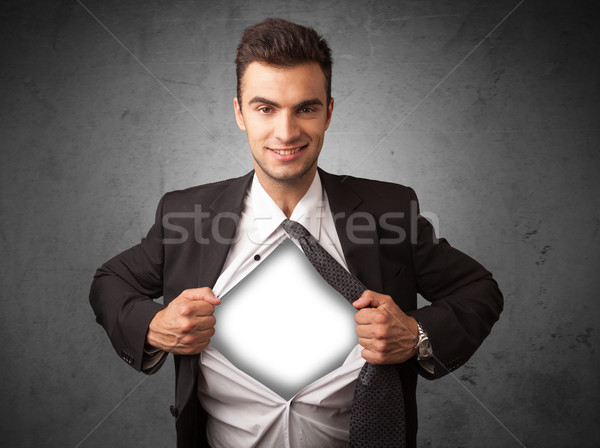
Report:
197,172,365,448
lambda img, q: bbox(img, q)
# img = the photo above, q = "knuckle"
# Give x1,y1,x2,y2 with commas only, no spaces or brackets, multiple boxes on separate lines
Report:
371,352,385,364
375,340,388,353
180,334,194,346
180,320,195,333
374,312,388,324
181,346,195,355
373,327,387,340
201,302,215,314
361,347,370,361
196,316,215,331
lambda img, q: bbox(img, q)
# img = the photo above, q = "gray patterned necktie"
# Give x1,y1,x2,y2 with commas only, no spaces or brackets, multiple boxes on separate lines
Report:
281,219,407,448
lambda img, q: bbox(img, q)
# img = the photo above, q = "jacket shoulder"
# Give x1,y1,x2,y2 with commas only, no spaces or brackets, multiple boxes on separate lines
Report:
159,172,253,212
338,173,412,192
320,170,417,208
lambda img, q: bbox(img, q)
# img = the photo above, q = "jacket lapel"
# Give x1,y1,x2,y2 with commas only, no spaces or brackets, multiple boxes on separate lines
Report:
197,171,254,289
319,168,383,293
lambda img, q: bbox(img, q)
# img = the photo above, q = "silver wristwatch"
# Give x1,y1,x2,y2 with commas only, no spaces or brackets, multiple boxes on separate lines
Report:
415,322,433,361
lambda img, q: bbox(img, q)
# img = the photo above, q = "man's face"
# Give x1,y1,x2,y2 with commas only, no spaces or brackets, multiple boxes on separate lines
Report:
234,62,333,187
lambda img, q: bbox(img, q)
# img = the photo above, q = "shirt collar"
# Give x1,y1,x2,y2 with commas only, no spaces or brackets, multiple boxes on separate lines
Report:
249,172,324,242
289,173,324,241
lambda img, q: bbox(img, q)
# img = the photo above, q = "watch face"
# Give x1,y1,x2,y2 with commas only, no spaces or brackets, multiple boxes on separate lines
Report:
418,339,433,358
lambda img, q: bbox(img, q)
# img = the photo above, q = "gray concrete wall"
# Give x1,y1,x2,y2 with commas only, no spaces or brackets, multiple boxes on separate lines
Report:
1,0,598,446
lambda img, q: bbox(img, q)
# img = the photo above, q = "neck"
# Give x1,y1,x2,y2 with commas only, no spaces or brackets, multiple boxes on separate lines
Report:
255,168,317,218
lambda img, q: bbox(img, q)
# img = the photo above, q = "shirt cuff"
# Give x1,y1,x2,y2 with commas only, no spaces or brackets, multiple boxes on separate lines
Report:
142,344,167,371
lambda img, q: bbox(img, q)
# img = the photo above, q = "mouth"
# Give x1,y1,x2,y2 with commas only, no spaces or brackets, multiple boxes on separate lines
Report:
269,145,307,155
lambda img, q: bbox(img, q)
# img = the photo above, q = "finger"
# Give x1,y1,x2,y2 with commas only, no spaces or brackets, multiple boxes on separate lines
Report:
202,294,221,306
352,290,378,309
356,325,378,339
180,288,221,305
355,308,390,325
356,319,391,340
358,336,391,354
174,333,213,355
360,347,385,365
353,290,391,309
185,315,217,332
180,327,215,344
354,308,381,324
178,300,217,318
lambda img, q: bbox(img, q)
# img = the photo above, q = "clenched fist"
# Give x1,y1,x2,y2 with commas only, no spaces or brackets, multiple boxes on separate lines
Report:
353,290,418,364
146,287,221,355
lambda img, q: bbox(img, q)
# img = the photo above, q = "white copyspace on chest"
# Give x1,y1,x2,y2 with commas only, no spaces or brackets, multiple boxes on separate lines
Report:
211,239,358,399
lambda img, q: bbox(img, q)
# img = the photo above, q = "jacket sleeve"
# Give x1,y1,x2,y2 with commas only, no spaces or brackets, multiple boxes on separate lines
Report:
406,188,504,379
89,194,168,374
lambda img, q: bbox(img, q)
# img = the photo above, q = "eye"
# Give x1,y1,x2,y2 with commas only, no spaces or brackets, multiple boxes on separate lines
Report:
258,106,272,114
299,107,315,114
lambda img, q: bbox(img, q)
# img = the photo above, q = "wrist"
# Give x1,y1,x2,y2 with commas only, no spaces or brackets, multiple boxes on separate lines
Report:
145,310,165,351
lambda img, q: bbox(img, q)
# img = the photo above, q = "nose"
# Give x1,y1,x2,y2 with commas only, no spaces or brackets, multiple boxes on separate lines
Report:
273,111,301,143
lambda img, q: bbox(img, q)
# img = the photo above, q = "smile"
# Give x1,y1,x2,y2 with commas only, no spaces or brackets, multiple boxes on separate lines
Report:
270,146,306,155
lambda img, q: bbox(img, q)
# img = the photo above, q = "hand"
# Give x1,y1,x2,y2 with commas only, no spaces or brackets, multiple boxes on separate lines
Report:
353,290,418,364
146,288,221,355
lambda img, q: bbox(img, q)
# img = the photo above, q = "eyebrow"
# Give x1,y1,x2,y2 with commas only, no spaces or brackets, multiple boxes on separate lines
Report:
248,96,324,109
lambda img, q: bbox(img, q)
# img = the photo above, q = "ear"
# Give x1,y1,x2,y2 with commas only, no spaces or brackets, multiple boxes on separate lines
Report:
324,97,334,131
233,97,246,131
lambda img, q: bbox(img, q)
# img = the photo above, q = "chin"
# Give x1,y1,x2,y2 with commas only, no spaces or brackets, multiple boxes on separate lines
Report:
276,164,318,183
267,171,305,184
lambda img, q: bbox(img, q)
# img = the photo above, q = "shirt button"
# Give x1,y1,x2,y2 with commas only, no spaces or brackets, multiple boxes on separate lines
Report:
254,254,260,261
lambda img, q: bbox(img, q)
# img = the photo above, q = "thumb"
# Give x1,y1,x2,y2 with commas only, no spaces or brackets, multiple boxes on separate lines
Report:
181,288,221,306
353,290,390,309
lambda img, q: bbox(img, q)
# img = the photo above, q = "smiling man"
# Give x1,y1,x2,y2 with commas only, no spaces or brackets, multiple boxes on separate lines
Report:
90,18,503,448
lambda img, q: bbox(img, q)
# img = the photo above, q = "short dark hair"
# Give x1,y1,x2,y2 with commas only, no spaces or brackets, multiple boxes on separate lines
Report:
235,18,332,104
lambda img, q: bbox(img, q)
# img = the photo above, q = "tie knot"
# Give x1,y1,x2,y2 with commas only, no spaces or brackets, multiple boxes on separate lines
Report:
281,219,310,241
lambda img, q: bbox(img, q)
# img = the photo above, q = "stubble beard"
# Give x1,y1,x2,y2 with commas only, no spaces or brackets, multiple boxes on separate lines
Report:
255,154,318,186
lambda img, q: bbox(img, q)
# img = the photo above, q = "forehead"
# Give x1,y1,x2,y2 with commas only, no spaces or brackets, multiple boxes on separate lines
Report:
240,62,327,104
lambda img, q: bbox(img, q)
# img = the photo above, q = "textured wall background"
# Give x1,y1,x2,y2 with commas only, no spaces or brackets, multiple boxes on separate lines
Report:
1,0,599,447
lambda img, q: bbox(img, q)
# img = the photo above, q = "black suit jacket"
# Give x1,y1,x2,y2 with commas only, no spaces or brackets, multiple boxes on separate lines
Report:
90,168,503,447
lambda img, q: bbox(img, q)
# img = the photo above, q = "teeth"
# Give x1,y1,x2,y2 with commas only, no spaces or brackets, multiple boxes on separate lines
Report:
272,147,301,155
